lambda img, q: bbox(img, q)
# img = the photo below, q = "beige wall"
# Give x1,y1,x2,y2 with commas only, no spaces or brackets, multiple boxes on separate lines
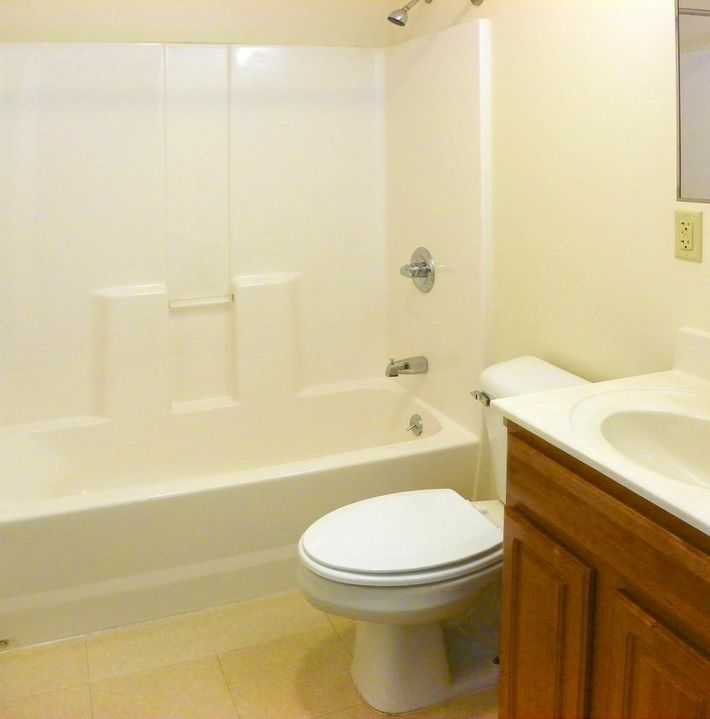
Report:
490,0,710,382
391,0,710,382
4,0,707,384
0,0,389,45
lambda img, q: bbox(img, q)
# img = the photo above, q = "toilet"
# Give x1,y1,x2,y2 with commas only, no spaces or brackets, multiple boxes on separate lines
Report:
297,357,588,714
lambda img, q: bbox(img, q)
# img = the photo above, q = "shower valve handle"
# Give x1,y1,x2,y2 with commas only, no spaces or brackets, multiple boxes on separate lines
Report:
399,262,430,279
398,247,435,293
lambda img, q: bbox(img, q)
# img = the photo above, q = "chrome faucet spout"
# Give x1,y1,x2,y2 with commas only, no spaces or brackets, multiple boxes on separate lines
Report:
385,356,429,377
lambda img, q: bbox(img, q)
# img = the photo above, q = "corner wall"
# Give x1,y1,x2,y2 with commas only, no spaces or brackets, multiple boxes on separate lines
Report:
488,0,706,381
389,0,710,382
384,22,487,432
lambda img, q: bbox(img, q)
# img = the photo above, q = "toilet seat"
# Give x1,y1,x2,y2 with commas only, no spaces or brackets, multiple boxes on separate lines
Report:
299,489,503,588
300,544,503,587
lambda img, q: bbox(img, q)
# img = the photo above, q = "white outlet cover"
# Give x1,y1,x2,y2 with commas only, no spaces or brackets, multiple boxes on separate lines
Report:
675,210,703,262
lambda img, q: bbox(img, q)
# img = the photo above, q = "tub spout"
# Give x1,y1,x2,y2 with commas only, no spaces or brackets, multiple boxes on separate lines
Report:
386,356,428,377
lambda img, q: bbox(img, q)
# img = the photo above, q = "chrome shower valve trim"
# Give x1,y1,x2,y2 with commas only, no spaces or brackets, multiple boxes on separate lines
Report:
399,247,435,293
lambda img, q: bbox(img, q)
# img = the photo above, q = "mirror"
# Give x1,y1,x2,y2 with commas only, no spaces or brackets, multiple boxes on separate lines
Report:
678,1,710,201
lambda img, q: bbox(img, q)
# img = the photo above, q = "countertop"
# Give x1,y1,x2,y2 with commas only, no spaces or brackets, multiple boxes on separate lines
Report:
493,369,710,536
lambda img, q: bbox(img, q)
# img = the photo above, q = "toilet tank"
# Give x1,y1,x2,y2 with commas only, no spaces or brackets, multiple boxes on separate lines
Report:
479,356,588,502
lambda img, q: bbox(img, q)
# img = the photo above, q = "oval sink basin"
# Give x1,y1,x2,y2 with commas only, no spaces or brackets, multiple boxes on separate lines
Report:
570,389,710,489
600,411,710,488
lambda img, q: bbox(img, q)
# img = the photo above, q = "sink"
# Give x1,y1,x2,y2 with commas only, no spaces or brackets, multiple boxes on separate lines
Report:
493,329,710,534
570,389,710,489
600,411,710,488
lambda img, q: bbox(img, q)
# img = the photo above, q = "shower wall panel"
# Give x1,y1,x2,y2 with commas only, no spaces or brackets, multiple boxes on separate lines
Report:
165,44,231,303
385,22,487,433
164,44,234,404
0,44,165,425
230,46,387,390
0,43,387,427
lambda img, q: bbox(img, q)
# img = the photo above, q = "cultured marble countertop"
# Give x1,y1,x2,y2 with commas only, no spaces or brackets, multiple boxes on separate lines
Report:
493,369,710,536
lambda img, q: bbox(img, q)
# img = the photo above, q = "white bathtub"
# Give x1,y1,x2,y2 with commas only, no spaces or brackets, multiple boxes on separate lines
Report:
0,380,478,648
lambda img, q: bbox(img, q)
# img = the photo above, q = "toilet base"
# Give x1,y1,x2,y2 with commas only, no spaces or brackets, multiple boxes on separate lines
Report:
351,617,499,714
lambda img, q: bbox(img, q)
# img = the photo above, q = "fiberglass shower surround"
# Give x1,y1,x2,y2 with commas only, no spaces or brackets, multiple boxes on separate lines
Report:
0,19,486,647
1,43,387,422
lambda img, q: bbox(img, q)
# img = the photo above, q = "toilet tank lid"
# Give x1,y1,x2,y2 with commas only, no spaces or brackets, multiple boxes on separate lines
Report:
480,356,588,399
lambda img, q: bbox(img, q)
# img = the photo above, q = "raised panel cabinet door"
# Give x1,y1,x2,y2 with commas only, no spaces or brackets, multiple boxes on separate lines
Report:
604,590,710,719
500,508,594,719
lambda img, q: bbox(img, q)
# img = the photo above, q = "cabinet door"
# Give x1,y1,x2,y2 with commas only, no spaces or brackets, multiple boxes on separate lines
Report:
603,590,710,719
500,508,594,719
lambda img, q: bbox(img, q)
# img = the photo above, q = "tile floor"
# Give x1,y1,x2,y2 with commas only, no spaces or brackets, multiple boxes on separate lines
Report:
0,590,498,719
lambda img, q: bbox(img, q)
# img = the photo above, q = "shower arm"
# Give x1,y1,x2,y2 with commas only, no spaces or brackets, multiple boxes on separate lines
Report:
401,0,484,10
388,0,483,28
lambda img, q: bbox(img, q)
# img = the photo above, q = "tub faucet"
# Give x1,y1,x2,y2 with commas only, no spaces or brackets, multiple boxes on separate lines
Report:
385,356,429,377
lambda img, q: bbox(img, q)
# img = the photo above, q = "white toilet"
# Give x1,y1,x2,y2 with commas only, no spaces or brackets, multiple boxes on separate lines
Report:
297,357,587,714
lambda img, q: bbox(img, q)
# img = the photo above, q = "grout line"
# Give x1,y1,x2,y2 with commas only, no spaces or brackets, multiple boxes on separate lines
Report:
324,614,339,632
83,641,96,719
85,639,97,685
325,614,355,657
216,653,242,719
88,682,96,719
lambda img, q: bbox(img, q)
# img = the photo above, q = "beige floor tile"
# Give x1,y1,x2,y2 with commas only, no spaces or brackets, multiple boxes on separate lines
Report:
327,616,356,656
325,614,352,631
87,589,332,681
91,656,237,719
0,640,88,704
0,686,92,719
319,686,498,719
219,628,360,719
315,702,382,719
416,686,499,718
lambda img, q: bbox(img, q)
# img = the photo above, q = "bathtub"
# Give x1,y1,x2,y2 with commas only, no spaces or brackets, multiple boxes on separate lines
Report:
0,380,478,648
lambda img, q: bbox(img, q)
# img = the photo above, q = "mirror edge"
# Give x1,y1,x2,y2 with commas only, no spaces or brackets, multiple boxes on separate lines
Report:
677,0,710,203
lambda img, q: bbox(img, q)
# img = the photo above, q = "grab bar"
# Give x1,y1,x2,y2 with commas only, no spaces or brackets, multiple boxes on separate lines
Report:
168,294,234,310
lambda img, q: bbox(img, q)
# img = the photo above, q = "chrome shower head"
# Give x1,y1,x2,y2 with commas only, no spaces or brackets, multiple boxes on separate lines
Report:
387,0,423,27
387,7,409,26
387,0,483,27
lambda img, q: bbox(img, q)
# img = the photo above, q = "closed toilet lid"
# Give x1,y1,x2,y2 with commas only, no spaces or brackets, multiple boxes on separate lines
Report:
300,489,502,578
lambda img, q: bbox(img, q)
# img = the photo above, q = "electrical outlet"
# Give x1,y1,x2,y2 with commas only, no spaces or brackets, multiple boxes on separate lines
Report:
675,211,703,262
679,219,693,250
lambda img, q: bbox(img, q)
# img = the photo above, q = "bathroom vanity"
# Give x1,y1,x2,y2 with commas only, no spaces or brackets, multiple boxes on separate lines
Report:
498,424,710,719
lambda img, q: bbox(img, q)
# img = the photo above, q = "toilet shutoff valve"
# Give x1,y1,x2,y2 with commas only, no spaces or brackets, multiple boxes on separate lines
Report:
470,390,492,406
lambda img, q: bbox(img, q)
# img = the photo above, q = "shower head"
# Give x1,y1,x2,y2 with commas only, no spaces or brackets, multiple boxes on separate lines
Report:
387,0,424,27
387,7,409,26
387,0,483,27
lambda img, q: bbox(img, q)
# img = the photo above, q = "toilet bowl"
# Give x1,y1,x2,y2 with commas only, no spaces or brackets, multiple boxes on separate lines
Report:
298,490,503,713
297,357,588,715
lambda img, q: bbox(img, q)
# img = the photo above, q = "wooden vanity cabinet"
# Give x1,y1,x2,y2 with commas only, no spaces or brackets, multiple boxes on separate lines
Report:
499,424,710,719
